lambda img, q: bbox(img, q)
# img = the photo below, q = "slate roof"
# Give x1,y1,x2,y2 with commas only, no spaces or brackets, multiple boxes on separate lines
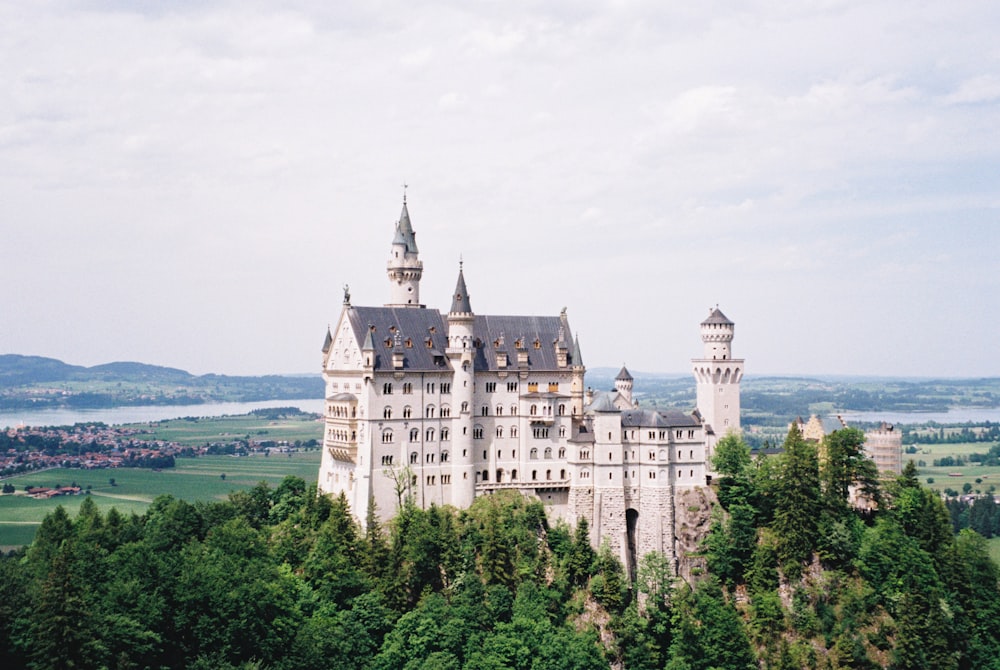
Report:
346,306,451,372
326,392,358,402
450,267,473,314
393,201,419,254
620,408,700,428
615,366,633,381
342,307,577,373
702,307,733,326
471,314,577,372
322,327,333,353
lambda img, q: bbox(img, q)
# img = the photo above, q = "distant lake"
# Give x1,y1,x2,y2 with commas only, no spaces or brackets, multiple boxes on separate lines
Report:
0,398,325,429
839,408,1000,425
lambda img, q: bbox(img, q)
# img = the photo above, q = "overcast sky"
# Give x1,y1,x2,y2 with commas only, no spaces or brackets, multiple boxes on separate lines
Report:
2,1,998,379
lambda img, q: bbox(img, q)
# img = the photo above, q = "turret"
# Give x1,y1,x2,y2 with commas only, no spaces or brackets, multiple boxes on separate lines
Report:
446,262,476,508
614,365,634,406
692,306,744,476
699,306,735,360
386,196,424,307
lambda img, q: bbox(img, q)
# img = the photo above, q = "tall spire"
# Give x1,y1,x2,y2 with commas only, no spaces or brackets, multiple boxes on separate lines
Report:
394,197,418,254
386,194,424,307
450,260,473,314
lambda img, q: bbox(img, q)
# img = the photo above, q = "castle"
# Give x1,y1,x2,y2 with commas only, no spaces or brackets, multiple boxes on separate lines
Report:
317,197,744,570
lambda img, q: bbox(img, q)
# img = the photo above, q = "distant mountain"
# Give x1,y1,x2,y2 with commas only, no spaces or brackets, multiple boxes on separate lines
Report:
0,355,323,410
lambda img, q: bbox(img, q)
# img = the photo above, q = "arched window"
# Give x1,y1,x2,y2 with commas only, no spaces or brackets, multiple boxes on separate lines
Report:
383,407,392,419
426,405,435,418
409,428,419,442
441,428,450,441
496,426,504,438
382,429,394,443
496,405,504,416
530,447,538,459
461,401,469,413
511,426,518,438
496,468,504,482
410,451,418,464
426,428,435,442
403,406,412,419
544,447,552,459
558,447,566,458
511,469,518,480
530,404,537,416
441,450,449,462
440,405,451,417
546,469,551,480
532,470,537,480
482,470,489,482
560,469,566,479
558,404,566,416
511,405,518,415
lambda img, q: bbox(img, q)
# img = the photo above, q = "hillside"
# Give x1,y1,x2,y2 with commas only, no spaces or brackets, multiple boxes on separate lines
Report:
0,355,323,410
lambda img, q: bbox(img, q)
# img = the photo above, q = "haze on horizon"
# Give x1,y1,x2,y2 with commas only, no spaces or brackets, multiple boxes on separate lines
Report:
2,2,998,379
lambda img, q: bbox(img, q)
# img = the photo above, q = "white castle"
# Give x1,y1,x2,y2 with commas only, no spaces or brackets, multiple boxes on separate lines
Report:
318,197,744,568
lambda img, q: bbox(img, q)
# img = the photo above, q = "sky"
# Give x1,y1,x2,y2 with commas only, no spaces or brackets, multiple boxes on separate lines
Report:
2,1,999,379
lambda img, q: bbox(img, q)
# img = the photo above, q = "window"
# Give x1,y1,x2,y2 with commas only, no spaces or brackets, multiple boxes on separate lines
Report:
530,447,538,459
486,382,497,393
511,469,518,481
560,469,566,479
403,406,412,419
532,470,537,480
441,405,451,417
383,407,392,419
558,404,565,415
481,406,489,416
473,427,484,440
426,428,436,441
441,383,451,394
425,405,435,418
558,447,566,458
688,430,695,439
559,427,566,438
482,470,489,482
381,455,394,465
511,426,518,438
461,401,469,413
530,404,538,416
410,452,418,464
507,382,518,392
534,428,550,439
426,382,436,393
527,382,538,393
427,475,435,485
496,405,504,416
402,382,413,394
544,446,552,458
511,405,518,415
382,382,393,394
581,450,590,459
442,474,451,484
546,470,551,480
676,430,682,439
496,426,504,438
382,430,394,443
426,453,435,463
409,428,419,442
549,382,559,392
441,428,450,441
441,450,449,462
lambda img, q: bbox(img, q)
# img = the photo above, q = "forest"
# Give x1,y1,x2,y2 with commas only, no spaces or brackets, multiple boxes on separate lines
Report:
2,426,999,669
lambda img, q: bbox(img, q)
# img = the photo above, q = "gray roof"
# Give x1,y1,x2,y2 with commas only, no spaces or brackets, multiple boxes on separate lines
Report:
450,266,472,314
621,408,700,428
325,392,357,402
392,201,419,254
343,307,576,373
322,327,333,353
615,366,633,381
572,335,584,367
586,392,620,413
702,307,733,326
347,306,451,372
471,314,577,372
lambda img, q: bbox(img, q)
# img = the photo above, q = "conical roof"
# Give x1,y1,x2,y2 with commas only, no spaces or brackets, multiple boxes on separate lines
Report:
393,201,419,254
450,264,473,314
701,306,733,326
615,365,633,381
321,327,333,353
572,334,584,367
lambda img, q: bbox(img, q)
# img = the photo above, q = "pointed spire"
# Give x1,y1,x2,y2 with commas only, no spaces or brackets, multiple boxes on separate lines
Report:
616,365,633,381
322,326,333,353
362,324,375,351
572,334,584,367
393,197,419,254
450,260,473,314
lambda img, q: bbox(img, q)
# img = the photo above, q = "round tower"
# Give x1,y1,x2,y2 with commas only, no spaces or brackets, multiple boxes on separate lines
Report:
700,307,734,360
692,306,744,475
614,365,634,406
386,196,424,307
446,263,477,508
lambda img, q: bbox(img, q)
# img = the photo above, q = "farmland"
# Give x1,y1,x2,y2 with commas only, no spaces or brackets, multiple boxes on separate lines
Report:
0,410,323,551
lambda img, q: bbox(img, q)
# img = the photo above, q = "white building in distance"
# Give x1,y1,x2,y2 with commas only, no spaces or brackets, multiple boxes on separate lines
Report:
318,198,744,570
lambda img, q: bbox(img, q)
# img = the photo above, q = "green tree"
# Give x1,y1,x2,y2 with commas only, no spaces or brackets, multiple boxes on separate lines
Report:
772,424,820,578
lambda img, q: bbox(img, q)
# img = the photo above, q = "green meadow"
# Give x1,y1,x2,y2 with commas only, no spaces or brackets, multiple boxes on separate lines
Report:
133,412,323,446
910,441,1000,495
0,450,321,552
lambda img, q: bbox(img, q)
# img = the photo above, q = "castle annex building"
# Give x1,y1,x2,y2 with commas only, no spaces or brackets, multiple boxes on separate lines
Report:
318,198,744,569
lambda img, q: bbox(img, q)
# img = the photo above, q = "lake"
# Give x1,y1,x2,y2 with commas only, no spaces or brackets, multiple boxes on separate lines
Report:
0,398,325,429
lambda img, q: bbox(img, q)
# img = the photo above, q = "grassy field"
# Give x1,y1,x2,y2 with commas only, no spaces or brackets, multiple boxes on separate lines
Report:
909,441,1000,495
0,450,321,552
133,413,323,446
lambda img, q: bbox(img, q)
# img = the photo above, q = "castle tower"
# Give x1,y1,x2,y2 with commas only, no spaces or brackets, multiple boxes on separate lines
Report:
614,366,634,406
447,263,477,508
692,307,744,472
386,196,424,307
